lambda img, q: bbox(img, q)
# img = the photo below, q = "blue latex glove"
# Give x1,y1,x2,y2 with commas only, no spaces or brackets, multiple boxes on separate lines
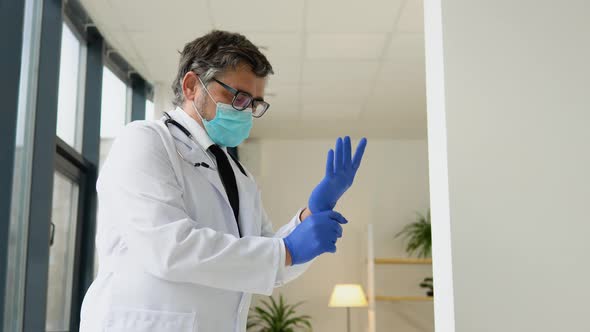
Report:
283,211,348,265
308,136,368,213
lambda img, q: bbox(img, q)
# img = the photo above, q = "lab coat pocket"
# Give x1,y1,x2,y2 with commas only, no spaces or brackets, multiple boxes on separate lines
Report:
104,307,197,332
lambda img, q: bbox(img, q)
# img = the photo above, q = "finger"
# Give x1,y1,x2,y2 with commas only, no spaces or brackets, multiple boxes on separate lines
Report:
333,223,343,238
325,149,334,177
334,137,343,173
352,137,368,170
327,211,348,224
328,244,337,253
343,136,352,169
327,221,343,237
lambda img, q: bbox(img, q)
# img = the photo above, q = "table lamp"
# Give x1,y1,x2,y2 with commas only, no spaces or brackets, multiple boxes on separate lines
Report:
328,284,368,332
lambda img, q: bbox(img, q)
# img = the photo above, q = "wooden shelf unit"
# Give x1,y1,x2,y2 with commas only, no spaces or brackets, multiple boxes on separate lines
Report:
375,295,433,302
367,224,434,332
374,257,432,265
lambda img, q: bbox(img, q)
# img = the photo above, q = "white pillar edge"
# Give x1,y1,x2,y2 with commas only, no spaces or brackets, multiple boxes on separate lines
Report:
423,1,456,331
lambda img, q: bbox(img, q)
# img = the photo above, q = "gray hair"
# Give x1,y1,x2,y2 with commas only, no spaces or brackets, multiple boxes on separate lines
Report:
171,30,274,107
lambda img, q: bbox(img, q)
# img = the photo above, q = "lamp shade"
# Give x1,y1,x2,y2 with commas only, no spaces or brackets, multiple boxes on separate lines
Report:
328,284,368,307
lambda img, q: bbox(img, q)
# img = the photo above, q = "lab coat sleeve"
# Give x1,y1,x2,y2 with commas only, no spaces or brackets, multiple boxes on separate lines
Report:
97,121,282,296
257,191,315,287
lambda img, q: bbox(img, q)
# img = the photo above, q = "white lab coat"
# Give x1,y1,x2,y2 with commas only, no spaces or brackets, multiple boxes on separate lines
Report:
79,108,313,332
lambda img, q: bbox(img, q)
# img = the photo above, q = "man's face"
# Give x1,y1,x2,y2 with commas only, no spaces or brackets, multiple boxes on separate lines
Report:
185,64,267,123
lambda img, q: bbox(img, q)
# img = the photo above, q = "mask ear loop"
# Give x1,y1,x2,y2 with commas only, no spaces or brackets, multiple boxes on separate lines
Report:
191,76,211,123
197,76,217,103
183,76,219,167
191,98,206,123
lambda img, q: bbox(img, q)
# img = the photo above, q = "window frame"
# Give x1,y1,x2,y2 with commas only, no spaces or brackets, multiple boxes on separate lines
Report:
0,0,153,330
56,18,88,152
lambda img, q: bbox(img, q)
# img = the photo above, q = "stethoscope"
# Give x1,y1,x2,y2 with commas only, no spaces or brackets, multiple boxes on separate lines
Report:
163,112,217,170
162,112,248,177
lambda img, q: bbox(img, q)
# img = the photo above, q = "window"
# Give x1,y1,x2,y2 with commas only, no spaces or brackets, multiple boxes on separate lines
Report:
99,66,130,166
46,172,79,332
100,67,128,139
56,22,85,150
3,0,151,329
4,0,42,330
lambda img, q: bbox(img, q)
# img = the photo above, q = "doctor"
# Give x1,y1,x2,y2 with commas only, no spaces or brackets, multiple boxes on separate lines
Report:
80,30,367,332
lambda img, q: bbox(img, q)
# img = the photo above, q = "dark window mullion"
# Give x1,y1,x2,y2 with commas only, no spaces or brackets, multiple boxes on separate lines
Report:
23,0,63,330
69,26,104,332
54,151,83,183
131,73,147,121
55,137,89,174
0,0,27,328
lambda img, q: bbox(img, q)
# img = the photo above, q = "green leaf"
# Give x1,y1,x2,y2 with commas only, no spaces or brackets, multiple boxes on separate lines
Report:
396,209,432,257
248,295,312,331
260,299,276,317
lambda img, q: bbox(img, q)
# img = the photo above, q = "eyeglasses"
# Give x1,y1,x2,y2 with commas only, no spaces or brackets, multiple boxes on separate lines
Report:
212,78,270,118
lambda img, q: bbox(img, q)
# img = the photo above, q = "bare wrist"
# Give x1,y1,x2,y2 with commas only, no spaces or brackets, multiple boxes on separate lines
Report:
299,207,312,222
285,245,292,266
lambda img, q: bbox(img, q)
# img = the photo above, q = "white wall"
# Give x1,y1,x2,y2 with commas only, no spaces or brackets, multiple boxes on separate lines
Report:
425,1,590,331
241,138,433,332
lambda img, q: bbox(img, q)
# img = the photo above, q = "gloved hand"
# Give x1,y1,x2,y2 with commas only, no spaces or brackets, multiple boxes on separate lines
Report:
283,210,348,265
308,136,368,213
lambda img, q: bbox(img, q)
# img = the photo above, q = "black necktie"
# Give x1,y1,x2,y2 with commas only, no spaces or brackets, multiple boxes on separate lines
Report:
208,144,241,237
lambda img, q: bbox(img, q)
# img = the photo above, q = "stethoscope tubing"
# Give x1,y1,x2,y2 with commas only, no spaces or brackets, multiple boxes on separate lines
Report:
163,112,217,170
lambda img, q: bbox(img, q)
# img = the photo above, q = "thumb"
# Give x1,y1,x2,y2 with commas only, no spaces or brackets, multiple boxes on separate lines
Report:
325,211,348,224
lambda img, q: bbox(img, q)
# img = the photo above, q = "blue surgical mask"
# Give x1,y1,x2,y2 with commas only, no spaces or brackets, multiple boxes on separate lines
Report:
192,78,253,147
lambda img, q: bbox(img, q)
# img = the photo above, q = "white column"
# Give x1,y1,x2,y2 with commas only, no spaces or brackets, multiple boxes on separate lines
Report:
425,1,590,331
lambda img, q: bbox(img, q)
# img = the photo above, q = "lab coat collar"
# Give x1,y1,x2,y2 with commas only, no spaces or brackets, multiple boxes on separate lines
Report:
169,107,219,152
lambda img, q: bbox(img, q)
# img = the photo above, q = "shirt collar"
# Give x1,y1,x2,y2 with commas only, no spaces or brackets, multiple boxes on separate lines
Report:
169,106,216,151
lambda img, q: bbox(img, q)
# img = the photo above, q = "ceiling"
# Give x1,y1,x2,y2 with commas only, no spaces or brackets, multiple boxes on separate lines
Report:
79,0,426,139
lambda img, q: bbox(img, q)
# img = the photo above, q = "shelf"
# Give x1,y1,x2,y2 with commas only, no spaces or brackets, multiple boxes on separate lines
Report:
375,296,433,302
374,258,432,265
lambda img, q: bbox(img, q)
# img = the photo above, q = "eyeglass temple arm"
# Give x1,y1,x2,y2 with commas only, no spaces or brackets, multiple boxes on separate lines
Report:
212,78,238,95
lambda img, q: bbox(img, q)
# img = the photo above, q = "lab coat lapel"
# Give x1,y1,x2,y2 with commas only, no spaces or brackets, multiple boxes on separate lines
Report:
233,169,259,237
168,126,236,218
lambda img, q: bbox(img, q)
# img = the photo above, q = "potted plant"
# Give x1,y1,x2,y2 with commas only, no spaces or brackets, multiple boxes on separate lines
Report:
247,293,312,332
395,210,431,258
420,277,434,297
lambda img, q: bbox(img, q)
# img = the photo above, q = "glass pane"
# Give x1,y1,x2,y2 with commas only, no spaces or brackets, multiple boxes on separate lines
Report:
5,0,42,330
100,67,128,138
56,23,84,150
100,67,129,169
146,98,155,120
45,172,79,332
